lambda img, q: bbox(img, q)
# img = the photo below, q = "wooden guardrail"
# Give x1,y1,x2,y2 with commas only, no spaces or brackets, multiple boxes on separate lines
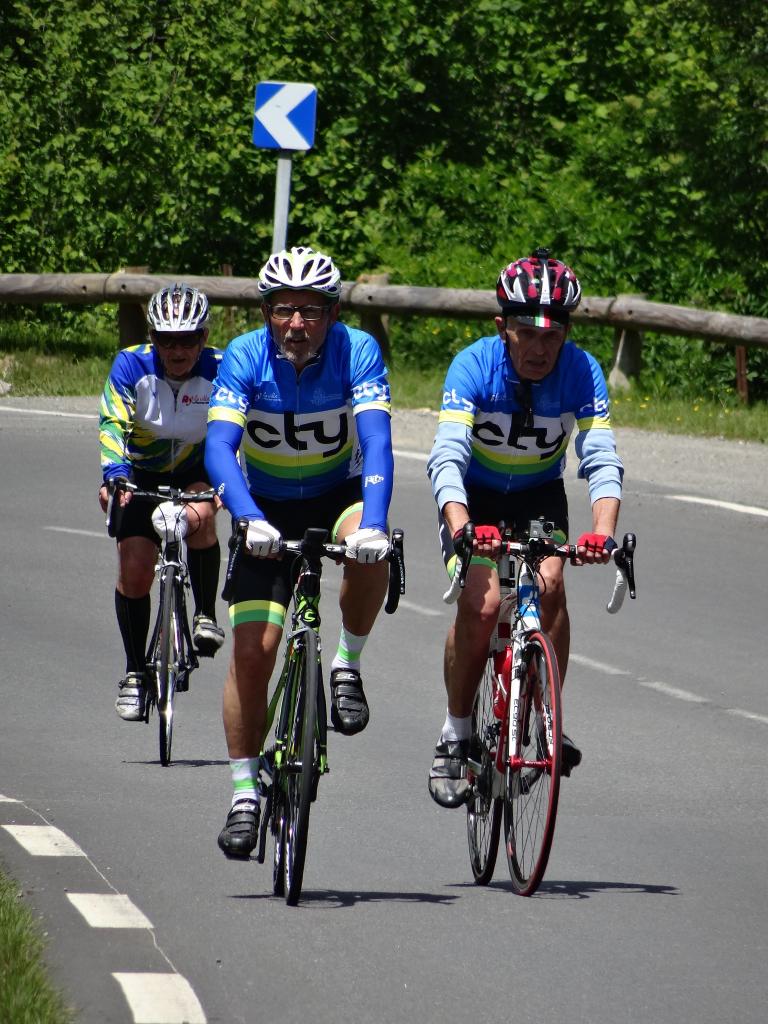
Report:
2,272,767,396
1,272,767,344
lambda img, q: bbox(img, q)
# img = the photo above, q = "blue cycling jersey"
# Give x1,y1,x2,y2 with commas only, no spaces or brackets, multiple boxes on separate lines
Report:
428,335,623,510
205,322,393,529
99,344,223,481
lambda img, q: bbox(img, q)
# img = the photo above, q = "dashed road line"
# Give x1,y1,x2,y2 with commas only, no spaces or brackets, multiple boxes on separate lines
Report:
3,824,86,856
570,653,766,725
67,893,154,929
0,405,97,420
726,707,768,726
112,974,206,1024
666,494,768,518
0,803,207,1023
45,525,106,538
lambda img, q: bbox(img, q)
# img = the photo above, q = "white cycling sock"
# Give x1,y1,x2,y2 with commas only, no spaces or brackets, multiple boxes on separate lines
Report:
229,757,260,807
331,627,368,673
441,711,472,743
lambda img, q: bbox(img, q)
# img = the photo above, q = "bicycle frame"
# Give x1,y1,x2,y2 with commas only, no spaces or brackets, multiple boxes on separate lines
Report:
484,547,555,781
106,481,217,763
268,539,330,780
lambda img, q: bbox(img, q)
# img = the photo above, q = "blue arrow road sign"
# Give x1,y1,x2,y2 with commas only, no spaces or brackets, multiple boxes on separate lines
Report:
253,81,317,151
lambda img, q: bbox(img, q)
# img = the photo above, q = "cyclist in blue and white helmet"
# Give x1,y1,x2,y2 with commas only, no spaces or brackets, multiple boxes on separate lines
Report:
206,244,395,859
98,281,225,724
257,245,342,300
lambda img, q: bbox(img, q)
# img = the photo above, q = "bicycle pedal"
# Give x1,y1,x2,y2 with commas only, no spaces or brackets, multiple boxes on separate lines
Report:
192,645,216,659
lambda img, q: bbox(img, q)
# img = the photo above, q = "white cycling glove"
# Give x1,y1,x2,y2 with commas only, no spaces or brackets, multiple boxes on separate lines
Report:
344,527,389,564
245,519,282,557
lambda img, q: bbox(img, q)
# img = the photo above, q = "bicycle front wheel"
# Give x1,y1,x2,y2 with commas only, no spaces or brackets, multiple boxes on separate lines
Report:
283,629,320,906
466,655,502,885
156,566,181,767
504,630,562,896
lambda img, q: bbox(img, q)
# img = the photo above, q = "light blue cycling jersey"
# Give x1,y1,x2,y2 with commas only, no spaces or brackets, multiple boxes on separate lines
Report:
428,335,623,510
205,322,393,528
99,344,223,481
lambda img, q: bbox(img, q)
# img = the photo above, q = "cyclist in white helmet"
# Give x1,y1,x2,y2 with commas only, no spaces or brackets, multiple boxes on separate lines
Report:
206,246,394,859
98,283,226,722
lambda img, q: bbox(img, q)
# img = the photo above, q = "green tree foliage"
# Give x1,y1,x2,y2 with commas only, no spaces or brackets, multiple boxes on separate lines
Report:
1,0,766,396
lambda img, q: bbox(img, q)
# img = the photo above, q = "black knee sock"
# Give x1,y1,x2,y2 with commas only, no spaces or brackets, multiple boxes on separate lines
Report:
115,590,151,674
187,541,221,619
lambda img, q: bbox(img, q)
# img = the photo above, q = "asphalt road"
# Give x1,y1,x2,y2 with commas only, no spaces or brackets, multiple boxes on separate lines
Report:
1,398,767,1024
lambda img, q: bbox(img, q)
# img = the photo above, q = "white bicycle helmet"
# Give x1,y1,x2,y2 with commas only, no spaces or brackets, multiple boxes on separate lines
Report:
257,246,342,299
147,283,209,332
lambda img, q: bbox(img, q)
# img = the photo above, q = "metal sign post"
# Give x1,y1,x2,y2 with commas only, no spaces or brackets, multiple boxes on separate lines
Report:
253,81,317,252
272,153,292,252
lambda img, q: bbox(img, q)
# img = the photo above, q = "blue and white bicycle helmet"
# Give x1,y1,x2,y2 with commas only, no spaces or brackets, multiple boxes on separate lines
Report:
257,246,342,299
147,283,209,332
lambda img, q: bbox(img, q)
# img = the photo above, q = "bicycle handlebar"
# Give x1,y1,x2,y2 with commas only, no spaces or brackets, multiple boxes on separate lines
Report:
443,522,637,612
105,478,217,538
222,520,406,614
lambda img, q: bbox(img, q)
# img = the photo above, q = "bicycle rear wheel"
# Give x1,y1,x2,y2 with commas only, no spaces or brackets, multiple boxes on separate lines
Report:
282,629,320,906
156,566,181,767
466,655,502,884
504,630,562,896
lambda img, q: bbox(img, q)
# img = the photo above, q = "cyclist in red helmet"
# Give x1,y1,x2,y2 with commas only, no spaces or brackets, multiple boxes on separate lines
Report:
427,247,624,808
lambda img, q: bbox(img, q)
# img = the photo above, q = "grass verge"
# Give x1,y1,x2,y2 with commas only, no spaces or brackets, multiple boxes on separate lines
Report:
1,347,766,444
0,868,75,1023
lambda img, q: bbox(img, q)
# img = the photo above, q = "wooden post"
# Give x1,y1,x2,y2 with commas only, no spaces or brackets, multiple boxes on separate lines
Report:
608,294,646,391
117,266,149,348
355,272,391,362
735,345,749,404
221,263,236,334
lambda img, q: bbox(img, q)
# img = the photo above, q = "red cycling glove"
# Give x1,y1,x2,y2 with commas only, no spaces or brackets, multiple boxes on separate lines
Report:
576,532,617,555
453,524,501,555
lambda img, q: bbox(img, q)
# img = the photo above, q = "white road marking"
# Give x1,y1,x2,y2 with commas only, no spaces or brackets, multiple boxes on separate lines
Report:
570,653,631,676
726,708,768,726
666,494,768,518
636,680,709,704
2,824,86,856
67,893,153,929
397,597,442,617
571,653,767,725
394,448,427,462
112,973,207,1024
0,794,20,802
0,801,207,1022
45,526,106,538
0,405,97,419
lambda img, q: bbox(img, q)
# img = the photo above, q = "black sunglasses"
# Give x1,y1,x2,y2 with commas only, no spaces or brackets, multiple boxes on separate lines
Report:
152,331,204,349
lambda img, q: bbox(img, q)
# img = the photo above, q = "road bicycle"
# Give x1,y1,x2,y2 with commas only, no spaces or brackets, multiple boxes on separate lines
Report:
223,522,405,906
444,518,637,896
106,480,218,766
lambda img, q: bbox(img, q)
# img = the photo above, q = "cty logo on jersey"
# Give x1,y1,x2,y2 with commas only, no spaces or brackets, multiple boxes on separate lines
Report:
246,408,350,458
472,411,566,458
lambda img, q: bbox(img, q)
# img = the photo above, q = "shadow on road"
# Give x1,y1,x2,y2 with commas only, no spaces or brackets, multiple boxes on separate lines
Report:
522,879,677,899
122,758,229,768
230,889,460,908
448,878,678,899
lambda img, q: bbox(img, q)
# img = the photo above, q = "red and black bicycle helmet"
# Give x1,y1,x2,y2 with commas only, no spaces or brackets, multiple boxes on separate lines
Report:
496,247,582,327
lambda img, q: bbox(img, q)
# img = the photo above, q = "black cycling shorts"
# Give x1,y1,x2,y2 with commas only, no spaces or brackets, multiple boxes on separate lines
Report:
228,477,364,630
114,463,211,544
438,477,569,569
